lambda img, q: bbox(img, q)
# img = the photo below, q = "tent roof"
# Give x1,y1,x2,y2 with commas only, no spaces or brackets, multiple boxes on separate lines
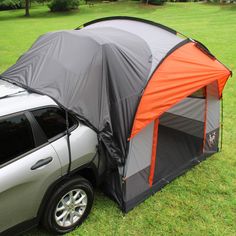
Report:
80,17,184,75
77,16,179,35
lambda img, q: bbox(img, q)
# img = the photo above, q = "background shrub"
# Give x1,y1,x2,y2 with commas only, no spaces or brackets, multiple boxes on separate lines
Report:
143,0,166,5
149,0,166,5
48,0,79,12
35,0,51,4
0,0,23,10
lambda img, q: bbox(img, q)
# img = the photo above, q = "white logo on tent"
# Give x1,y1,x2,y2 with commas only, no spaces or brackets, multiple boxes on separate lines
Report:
208,132,216,147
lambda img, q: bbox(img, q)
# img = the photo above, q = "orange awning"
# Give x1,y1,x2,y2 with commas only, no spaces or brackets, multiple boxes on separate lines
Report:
130,42,231,139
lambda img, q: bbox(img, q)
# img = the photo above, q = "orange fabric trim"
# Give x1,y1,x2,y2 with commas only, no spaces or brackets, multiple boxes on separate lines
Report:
202,87,208,152
130,42,231,139
149,119,159,187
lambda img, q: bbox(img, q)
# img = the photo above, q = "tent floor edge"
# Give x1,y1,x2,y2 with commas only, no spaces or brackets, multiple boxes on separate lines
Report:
122,152,214,213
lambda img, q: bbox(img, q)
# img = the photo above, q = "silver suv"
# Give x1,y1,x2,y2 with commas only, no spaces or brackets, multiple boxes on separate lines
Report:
0,80,104,235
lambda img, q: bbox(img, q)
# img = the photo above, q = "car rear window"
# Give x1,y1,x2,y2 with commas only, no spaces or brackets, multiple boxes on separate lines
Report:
0,114,35,165
32,108,76,140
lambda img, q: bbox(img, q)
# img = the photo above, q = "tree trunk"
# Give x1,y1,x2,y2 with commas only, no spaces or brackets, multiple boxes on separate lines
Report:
25,0,30,17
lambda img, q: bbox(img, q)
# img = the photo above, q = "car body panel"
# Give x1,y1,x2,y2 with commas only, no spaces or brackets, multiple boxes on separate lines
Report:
0,80,99,233
0,79,25,98
51,124,98,175
0,80,57,117
0,144,61,233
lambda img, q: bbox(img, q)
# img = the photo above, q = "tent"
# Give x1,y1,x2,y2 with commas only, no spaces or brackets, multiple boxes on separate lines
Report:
0,17,231,212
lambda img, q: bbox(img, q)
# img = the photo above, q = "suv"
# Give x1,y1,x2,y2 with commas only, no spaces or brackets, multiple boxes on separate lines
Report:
0,80,104,235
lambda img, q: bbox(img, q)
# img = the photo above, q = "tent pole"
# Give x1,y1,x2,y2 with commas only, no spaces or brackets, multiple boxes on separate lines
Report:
220,96,224,151
202,86,208,153
149,118,159,187
65,110,72,175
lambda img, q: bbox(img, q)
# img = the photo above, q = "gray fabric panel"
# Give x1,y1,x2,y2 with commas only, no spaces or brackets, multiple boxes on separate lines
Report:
84,19,183,75
153,125,203,183
160,112,204,138
124,166,150,202
160,96,205,138
167,97,205,122
206,82,220,133
125,121,154,178
1,27,152,165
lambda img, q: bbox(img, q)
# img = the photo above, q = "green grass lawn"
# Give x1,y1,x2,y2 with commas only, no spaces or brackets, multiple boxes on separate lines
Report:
0,2,236,235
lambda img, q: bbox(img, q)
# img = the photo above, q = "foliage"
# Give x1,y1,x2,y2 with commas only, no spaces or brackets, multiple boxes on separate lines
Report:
0,0,23,10
148,0,166,5
35,0,51,3
0,2,235,236
48,0,79,12
166,0,236,3
142,0,166,5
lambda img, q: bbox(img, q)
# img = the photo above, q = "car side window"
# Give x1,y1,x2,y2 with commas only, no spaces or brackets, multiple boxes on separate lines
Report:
32,107,76,140
0,114,35,166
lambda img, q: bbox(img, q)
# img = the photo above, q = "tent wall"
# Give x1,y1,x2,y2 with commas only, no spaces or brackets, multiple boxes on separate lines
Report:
124,122,154,178
123,87,220,212
152,95,205,184
204,82,220,153
123,122,154,204
160,97,205,138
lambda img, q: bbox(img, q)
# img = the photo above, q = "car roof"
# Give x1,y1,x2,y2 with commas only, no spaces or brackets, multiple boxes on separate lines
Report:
0,80,57,117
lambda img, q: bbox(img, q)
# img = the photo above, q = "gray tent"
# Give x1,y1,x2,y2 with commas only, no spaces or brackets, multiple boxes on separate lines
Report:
1,17,231,212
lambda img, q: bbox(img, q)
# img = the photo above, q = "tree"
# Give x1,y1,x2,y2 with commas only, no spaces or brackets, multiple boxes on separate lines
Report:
48,0,79,12
25,0,30,16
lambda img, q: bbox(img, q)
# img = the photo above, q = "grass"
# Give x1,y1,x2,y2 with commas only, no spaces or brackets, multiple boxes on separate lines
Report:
0,2,236,235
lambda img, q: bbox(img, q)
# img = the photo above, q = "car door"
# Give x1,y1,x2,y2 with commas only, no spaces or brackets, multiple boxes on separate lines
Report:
31,107,98,175
0,112,62,233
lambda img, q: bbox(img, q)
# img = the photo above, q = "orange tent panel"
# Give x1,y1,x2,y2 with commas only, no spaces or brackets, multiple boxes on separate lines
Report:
130,42,231,139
